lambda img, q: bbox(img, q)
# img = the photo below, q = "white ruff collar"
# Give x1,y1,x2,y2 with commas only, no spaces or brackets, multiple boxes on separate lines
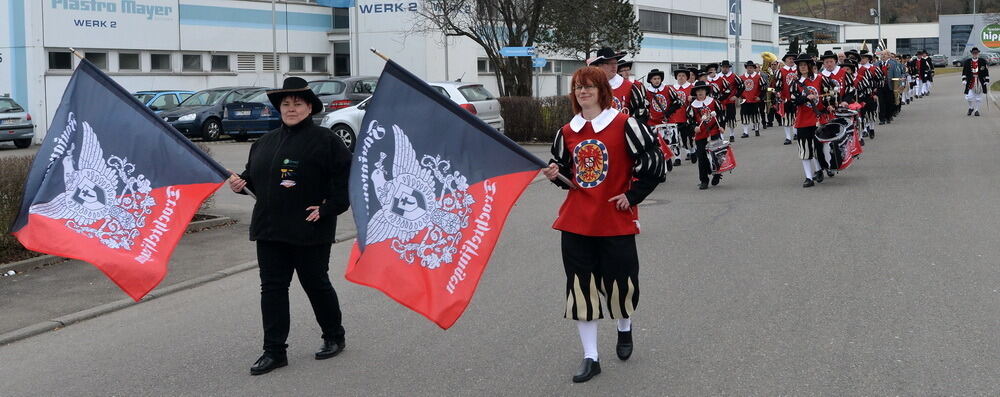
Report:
821,66,840,77
672,82,691,90
647,84,666,93
609,74,625,89
708,75,720,82
783,65,795,71
569,108,619,133
691,97,714,107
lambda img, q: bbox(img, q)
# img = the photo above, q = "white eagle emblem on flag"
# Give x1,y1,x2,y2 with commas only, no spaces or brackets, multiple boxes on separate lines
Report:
28,113,156,250
361,121,475,269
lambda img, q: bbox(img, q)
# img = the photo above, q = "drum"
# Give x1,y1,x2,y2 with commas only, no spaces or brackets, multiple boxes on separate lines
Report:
653,123,682,162
817,116,859,171
706,139,736,174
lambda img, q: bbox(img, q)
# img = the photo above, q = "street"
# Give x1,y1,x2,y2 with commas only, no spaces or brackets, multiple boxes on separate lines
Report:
2,72,1000,395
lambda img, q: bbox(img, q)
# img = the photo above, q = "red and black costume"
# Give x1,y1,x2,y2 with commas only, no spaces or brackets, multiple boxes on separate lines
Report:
609,74,650,125
789,54,838,186
686,81,723,187
963,50,990,116
738,65,765,135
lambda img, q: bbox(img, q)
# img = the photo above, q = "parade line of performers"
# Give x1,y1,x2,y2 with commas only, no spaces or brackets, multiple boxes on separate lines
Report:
543,47,990,383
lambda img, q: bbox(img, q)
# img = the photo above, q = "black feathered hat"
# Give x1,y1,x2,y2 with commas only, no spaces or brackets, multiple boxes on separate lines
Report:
587,47,627,66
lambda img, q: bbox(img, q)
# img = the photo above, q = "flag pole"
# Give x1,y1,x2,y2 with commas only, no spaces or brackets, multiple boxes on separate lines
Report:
367,49,576,188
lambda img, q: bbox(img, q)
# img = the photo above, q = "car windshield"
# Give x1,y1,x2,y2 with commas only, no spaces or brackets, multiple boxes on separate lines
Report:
133,93,156,104
0,98,24,113
308,81,346,96
241,91,270,104
458,85,495,102
180,90,229,106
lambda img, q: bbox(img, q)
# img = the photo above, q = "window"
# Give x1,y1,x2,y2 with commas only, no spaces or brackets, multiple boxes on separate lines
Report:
183,54,202,71
751,23,771,42
312,56,328,73
211,55,230,71
237,54,256,71
262,54,279,72
432,86,450,98
308,81,346,96
477,58,489,73
333,42,350,76
897,37,939,57
670,14,698,36
85,52,108,69
639,9,669,34
289,56,305,72
151,53,171,71
179,93,193,102
700,17,726,38
557,60,584,74
332,7,349,29
352,79,377,94
951,25,973,56
458,85,495,101
149,94,178,111
119,53,140,70
49,51,73,70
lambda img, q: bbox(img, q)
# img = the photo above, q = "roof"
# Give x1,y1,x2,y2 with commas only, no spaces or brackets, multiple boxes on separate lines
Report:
779,14,865,26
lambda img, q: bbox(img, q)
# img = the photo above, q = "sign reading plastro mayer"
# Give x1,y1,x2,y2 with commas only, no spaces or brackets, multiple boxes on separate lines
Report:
44,0,179,50
983,24,1000,48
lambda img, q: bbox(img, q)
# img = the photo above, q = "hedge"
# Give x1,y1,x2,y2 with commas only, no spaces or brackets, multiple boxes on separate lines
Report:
499,95,574,143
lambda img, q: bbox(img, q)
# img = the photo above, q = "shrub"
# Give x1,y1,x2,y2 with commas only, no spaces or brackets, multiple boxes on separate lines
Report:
499,95,574,143
0,154,38,263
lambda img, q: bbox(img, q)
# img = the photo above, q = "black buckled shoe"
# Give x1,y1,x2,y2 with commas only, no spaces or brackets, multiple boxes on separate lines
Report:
711,174,722,186
698,182,709,190
755,129,760,136
783,138,792,145
969,109,974,116
741,133,749,138
803,178,815,188
826,169,835,178
315,339,345,360
616,331,633,361
814,171,824,183
250,352,288,376
674,158,681,167
572,358,602,383
975,111,981,117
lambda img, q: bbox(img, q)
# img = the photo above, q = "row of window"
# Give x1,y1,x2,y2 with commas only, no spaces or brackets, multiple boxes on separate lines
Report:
47,50,331,74
638,9,772,42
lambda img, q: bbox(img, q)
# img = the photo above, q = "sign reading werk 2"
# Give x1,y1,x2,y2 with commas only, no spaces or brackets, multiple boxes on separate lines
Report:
984,24,1000,49
50,0,174,20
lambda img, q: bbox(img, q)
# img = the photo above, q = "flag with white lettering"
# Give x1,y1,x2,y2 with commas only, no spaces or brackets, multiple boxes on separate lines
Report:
10,60,228,301
346,60,542,329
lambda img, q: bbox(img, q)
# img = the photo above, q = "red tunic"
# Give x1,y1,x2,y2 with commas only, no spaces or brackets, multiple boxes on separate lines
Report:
719,72,738,105
794,75,827,128
739,73,763,103
645,85,669,126
707,75,727,101
666,83,692,124
778,66,797,100
687,97,722,140
611,76,635,116
821,66,848,98
553,111,640,236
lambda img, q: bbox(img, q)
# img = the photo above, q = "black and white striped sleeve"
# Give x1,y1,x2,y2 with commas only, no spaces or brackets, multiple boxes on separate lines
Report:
630,83,650,125
623,117,665,206
548,128,573,190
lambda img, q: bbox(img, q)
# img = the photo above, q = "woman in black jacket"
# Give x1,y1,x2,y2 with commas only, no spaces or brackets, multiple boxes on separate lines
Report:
228,77,353,376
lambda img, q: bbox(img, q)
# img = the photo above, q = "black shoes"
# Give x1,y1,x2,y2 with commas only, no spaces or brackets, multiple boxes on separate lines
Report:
969,109,974,116
698,182,709,190
666,161,673,172
250,352,288,376
674,159,681,167
616,331,633,361
826,169,835,178
814,171,824,183
711,174,722,186
741,133,749,138
783,139,792,145
572,358,602,383
803,178,815,188
315,339,345,360
975,111,981,117
690,154,697,164
755,129,760,137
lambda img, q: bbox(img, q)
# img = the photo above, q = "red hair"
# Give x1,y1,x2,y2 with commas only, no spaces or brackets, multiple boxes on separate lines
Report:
569,66,613,114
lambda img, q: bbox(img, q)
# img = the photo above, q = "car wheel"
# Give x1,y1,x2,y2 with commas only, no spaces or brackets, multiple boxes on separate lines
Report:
202,118,222,141
13,138,31,148
331,124,356,151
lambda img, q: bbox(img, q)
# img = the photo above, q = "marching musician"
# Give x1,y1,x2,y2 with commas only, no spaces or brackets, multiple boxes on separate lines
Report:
905,53,918,103
856,50,882,139
760,53,780,129
687,80,725,190
586,47,650,124
718,60,740,141
643,68,670,127
774,52,799,145
738,60,765,138
544,66,665,383
962,47,990,117
880,50,905,123
667,68,694,166
920,50,935,96
790,53,837,188
819,51,845,125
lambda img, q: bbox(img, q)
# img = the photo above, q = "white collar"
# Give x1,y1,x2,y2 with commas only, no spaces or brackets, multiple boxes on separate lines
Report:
743,72,759,78
721,71,733,78
647,84,666,93
707,74,720,82
569,108,619,133
821,66,840,77
609,74,624,89
798,75,816,83
860,63,872,69
783,65,795,71
672,82,691,90
691,97,714,107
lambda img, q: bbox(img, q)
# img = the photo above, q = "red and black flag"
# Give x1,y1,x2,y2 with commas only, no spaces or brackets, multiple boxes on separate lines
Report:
10,60,228,301
346,60,543,329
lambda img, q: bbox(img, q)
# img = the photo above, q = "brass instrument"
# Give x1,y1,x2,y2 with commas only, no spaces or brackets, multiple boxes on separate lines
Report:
891,77,905,105
761,52,778,112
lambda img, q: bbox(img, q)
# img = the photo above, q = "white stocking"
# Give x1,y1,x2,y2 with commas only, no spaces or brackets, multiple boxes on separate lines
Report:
577,320,599,361
802,160,815,179
617,318,632,332
784,126,793,140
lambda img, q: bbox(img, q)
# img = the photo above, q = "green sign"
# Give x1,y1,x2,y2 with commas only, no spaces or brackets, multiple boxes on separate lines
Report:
983,24,1000,48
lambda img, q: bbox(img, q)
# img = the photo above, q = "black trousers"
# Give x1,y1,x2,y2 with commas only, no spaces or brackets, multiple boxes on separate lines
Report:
796,126,830,170
561,231,639,321
696,138,711,184
679,123,694,151
257,240,345,353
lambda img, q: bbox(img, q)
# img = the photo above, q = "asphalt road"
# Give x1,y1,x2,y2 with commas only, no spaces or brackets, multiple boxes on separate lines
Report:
2,73,1000,395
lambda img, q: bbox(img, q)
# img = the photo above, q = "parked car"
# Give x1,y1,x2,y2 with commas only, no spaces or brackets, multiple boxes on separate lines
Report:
950,56,969,67
133,90,194,114
308,76,379,122
428,81,505,132
222,89,281,142
930,54,948,68
160,87,259,141
987,52,1000,66
319,96,369,152
0,96,34,148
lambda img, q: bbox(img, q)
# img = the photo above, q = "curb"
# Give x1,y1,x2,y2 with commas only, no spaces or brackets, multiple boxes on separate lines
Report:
0,215,234,276
0,232,358,346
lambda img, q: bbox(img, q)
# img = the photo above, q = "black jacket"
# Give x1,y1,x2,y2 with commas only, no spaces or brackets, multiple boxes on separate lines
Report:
963,58,991,94
239,118,352,245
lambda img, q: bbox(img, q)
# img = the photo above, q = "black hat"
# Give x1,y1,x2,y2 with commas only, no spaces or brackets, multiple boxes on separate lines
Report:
695,68,709,78
820,50,837,61
647,68,665,83
588,47,627,66
744,60,757,68
691,80,712,94
617,59,634,71
793,53,815,65
860,49,874,60
845,49,861,61
266,77,324,116
971,47,981,54
672,68,691,78
782,52,798,61
838,60,857,69
706,63,719,71
720,60,732,67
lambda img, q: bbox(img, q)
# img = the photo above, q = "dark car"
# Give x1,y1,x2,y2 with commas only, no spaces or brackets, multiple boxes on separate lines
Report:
133,90,194,114
930,54,948,68
160,87,259,141
307,76,378,122
222,89,281,142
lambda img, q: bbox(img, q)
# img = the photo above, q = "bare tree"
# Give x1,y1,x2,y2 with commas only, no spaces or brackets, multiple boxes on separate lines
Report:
417,0,545,97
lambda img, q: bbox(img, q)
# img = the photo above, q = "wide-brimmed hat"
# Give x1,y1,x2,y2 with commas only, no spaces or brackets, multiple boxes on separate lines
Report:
672,68,691,79
971,47,981,54
691,80,712,94
839,60,857,69
617,59,634,71
820,50,838,61
744,60,757,68
845,49,861,61
720,60,732,68
860,50,875,60
793,53,815,65
587,47,627,66
782,52,798,61
694,68,709,79
646,69,665,83
266,77,323,116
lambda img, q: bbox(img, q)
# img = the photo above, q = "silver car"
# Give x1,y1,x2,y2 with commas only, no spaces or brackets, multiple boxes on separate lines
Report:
428,82,505,132
0,96,34,148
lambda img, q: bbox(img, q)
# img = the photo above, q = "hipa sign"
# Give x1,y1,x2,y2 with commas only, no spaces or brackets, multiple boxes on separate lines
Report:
983,24,1000,49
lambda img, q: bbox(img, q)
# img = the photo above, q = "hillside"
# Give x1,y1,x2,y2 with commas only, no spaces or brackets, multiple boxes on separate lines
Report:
776,0,1000,24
